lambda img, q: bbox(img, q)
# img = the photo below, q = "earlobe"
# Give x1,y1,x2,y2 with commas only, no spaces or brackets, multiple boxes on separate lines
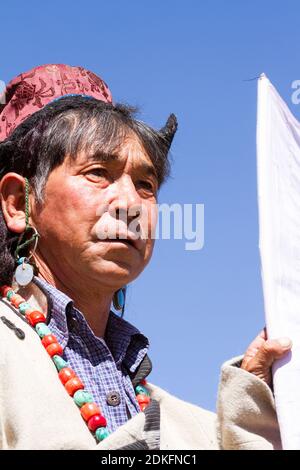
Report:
0,173,27,234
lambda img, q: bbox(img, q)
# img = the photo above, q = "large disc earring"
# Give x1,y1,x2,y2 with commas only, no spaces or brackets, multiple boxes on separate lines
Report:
13,177,39,287
14,226,39,287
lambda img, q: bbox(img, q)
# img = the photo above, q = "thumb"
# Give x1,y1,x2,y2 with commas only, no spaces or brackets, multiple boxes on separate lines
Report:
242,337,292,385
255,337,292,368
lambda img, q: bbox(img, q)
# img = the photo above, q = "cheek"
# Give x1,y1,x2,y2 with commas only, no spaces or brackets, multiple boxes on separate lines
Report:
142,204,157,253
142,202,158,237
35,177,100,238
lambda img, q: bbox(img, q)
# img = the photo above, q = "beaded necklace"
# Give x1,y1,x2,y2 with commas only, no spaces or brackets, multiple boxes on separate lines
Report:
0,284,151,442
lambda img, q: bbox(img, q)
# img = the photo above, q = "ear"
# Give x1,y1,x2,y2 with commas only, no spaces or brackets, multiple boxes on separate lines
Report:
0,173,27,234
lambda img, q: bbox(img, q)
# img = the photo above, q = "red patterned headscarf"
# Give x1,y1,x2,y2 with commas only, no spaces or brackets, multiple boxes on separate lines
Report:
0,64,113,142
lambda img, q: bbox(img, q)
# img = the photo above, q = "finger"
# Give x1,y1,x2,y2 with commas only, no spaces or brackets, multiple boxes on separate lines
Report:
242,329,268,367
242,336,292,370
241,337,292,385
250,337,292,369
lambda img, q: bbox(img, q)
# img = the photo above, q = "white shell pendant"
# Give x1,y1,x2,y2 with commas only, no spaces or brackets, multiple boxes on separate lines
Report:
15,262,34,286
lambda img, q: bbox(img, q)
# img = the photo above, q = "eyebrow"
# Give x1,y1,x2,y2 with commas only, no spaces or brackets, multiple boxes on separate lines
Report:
139,162,158,180
87,150,120,162
87,150,158,180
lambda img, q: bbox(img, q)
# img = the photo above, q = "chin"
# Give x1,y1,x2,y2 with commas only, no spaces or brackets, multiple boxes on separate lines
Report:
89,259,141,286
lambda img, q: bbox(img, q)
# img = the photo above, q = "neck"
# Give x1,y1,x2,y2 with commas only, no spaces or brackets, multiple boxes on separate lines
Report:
33,253,113,338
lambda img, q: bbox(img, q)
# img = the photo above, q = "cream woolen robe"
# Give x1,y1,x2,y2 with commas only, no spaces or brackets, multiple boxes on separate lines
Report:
0,285,281,450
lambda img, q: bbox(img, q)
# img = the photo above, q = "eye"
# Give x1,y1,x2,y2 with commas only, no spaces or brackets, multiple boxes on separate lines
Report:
87,168,107,177
136,180,157,195
84,167,111,183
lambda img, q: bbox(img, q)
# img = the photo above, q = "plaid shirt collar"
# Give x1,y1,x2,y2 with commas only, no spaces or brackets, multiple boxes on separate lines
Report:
33,277,149,373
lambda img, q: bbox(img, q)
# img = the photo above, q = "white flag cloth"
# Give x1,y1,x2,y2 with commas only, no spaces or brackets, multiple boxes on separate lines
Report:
257,74,300,449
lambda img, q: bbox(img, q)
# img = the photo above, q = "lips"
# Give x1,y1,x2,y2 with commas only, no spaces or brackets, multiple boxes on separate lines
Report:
101,234,144,251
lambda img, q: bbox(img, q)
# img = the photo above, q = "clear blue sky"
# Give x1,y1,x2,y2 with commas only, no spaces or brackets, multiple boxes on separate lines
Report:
2,0,300,411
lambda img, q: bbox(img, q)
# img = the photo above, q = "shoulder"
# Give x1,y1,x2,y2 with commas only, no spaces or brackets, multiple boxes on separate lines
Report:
148,382,216,422
0,299,40,357
147,383,218,449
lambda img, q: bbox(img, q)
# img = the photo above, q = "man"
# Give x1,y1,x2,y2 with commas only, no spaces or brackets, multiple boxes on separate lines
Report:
0,64,291,449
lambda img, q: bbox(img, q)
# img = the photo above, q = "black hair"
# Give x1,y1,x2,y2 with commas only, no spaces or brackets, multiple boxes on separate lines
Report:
0,96,178,285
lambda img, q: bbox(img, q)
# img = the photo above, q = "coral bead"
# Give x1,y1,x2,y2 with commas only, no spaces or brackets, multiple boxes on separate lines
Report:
10,294,18,305
87,414,107,432
140,403,149,412
136,394,150,405
65,377,84,396
46,342,63,357
80,402,101,422
58,367,76,385
42,334,58,348
10,294,25,308
26,310,46,326
0,286,12,297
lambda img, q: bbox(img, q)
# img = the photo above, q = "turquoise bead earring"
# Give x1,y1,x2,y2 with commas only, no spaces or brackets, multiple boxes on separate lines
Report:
112,287,127,317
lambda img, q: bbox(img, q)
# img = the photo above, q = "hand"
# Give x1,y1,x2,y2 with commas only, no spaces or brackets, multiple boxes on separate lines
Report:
241,328,292,387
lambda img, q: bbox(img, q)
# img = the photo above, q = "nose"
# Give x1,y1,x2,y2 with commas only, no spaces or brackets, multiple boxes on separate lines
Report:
109,175,142,225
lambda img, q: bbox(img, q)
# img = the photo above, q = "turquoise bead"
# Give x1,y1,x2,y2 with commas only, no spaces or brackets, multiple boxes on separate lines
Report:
52,355,68,371
19,302,30,315
113,288,125,310
95,427,110,441
135,384,150,396
73,390,94,407
117,289,125,308
7,290,14,301
35,322,51,338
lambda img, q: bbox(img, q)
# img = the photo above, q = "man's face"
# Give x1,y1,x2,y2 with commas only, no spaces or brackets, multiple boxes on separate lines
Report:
31,133,158,291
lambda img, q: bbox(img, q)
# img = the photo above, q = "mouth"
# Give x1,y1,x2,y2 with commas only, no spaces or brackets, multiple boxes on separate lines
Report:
101,235,144,251
107,239,135,247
